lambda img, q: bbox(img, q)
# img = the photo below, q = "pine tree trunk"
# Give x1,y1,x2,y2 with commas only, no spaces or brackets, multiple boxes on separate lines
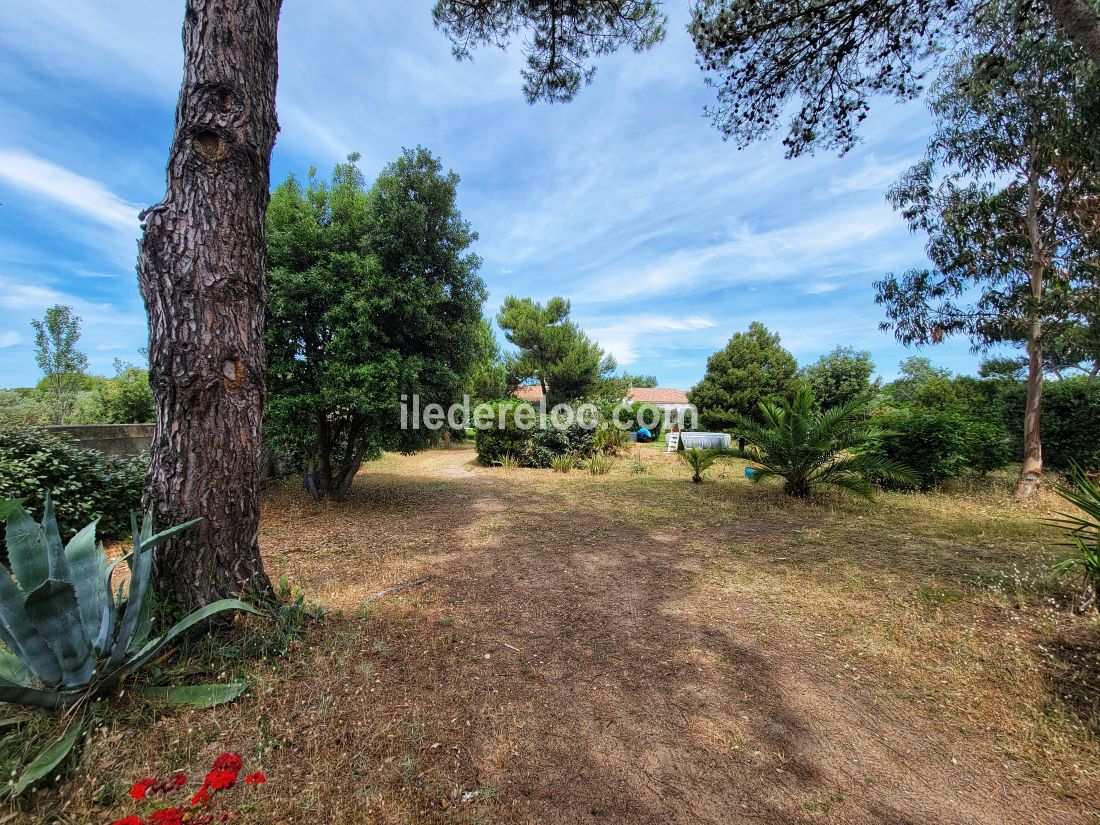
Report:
137,0,281,611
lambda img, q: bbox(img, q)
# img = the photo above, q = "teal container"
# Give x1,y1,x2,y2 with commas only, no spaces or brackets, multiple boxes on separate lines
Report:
744,467,759,480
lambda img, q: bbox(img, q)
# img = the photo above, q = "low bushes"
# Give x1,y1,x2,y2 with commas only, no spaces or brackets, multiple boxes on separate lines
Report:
474,400,618,468
0,426,146,540
474,401,536,466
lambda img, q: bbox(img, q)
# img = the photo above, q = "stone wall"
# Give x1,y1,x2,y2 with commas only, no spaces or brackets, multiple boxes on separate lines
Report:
41,424,154,457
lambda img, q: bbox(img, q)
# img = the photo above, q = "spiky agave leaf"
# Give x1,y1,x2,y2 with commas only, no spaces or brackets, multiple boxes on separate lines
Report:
5,506,48,597
23,580,95,688
62,520,106,653
102,598,260,689
138,681,250,708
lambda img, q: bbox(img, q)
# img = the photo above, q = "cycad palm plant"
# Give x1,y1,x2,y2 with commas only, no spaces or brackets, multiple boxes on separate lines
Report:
680,446,720,483
1049,467,1100,612
731,388,915,499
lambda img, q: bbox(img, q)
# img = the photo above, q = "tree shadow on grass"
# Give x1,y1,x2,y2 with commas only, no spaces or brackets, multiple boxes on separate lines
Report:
247,452,1087,824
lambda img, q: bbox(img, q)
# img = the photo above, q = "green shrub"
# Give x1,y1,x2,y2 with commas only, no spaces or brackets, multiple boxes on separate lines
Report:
0,391,50,427
474,402,535,466
0,427,146,540
999,378,1100,470
529,421,596,468
872,407,1010,487
550,453,576,473
964,419,1011,475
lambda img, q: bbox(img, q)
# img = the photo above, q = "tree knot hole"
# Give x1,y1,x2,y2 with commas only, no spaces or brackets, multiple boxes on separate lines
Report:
194,129,228,161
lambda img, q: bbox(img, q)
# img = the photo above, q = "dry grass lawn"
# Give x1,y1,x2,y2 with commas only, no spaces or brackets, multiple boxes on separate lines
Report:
9,443,1100,824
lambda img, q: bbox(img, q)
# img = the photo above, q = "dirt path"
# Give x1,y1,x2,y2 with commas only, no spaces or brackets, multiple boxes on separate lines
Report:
253,446,1094,824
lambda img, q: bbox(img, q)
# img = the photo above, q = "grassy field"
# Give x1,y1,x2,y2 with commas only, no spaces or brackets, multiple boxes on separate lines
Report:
8,443,1100,823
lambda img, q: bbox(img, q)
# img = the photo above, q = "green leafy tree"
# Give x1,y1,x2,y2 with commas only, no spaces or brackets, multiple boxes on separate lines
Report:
688,0,1100,158
95,361,155,424
799,346,878,409
689,323,799,428
979,356,1026,381
496,296,616,405
731,387,916,498
1041,317,1100,378
467,319,510,403
875,22,1100,498
265,149,486,501
30,305,89,425
883,357,954,404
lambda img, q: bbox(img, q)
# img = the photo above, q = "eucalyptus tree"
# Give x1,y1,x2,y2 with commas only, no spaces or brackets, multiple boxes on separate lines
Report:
689,0,1100,157
875,19,1100,498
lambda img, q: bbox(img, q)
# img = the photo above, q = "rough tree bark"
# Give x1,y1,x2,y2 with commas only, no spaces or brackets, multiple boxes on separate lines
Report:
137,0,281,610
1043,0,1100,65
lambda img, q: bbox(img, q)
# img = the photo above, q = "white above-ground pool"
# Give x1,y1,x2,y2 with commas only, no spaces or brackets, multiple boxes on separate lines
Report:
668,431,731,450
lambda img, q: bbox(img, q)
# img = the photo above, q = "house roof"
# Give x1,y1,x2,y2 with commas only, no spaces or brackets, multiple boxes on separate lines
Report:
627,387,690,405
512,384,545,403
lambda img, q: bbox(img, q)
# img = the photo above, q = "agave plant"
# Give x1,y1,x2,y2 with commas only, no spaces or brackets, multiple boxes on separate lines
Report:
730,387,915,499
680,446,720,483
0,497,257,710
1049,467,1100,613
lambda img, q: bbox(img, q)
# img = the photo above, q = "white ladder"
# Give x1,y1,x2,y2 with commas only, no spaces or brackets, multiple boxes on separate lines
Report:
666,431,680,453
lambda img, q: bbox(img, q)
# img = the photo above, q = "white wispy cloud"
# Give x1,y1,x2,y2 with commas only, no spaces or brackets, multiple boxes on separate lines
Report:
585,315,717,365
0,331,21,348
0,148,140,233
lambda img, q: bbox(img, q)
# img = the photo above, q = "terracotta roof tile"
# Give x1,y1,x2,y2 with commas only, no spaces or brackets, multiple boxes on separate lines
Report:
626,387,690,405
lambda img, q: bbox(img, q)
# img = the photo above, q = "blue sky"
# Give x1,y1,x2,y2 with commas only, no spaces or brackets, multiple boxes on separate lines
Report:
0,1,1001,391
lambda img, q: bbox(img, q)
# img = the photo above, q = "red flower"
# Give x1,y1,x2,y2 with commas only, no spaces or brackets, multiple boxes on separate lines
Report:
111,817,144,825
130,777,156,800
149,808,185,825
243,771,266,785
191,753,244,806
211,752,243,772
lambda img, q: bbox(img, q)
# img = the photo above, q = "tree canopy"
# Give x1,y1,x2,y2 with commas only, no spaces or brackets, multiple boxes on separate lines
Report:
30,304,89,425
689,0,1100,157
265,149,486,500
433,0,668,103
798,346,878,409
689,322,799,428
874,17,1100,496
496,296,617,405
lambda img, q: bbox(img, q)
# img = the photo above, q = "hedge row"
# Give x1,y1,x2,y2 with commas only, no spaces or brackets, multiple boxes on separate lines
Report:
0,427,146,540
